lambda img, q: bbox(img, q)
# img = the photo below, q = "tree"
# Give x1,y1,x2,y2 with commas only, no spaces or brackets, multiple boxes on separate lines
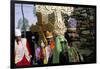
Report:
17,17,29,32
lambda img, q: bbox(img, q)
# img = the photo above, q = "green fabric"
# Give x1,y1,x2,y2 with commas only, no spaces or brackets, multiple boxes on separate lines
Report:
52,44,59,63
73,47,84,62
53,35,68,64
67,47,84,62
56,36,62,52
68,47,73,62
53,36,61,63
52,35,83,63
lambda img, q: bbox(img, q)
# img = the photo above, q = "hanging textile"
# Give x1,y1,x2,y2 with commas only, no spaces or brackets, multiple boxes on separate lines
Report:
52,35,68,64
15,38,32,67
42,47,47,64
52,36,61,64
35,46,44,64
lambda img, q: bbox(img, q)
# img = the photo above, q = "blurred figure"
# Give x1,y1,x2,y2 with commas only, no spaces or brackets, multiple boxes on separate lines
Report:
53,19,67,64
64,17,84,62
45,31,55,64
35,40,44,64
25,31,36,64
15,29,32,67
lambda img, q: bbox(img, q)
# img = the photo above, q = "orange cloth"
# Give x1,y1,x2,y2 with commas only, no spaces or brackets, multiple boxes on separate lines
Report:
50,40,55,49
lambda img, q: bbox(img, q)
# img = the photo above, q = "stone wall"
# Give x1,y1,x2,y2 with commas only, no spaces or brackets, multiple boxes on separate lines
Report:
63,7,96,62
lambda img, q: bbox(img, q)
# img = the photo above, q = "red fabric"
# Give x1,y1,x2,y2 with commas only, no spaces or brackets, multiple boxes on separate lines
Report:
38,48,44,60
26,39,31,55
16,39,32,67
16,55,31,67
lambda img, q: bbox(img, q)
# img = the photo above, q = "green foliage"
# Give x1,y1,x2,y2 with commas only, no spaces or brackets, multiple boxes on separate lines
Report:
17,17,29,31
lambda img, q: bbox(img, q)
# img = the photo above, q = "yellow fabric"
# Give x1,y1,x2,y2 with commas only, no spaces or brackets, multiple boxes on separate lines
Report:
42,48,47,64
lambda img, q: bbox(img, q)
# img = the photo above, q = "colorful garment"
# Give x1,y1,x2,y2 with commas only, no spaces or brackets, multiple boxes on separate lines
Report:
53,35,68,64
42,47,47,64
35,47,43,61
45,45,52,64
52,35,83,63
15,38,31,67
50,40,55,49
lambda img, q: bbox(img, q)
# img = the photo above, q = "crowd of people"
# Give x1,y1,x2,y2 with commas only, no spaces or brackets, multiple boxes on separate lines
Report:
14,17,84,67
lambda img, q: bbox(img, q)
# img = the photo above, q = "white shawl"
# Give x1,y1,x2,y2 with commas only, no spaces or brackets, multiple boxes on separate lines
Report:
15,38,31,64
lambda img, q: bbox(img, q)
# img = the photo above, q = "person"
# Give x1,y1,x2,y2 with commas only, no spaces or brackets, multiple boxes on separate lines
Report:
26,31,36,64
53,20,68,64
45,31,55,64
64,17,84,62
35,40,44,64
15,29,32,67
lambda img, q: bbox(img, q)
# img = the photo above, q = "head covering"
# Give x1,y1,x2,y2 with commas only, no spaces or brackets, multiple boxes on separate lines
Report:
67,17,77,32
15,29,21,36
46,31,53,38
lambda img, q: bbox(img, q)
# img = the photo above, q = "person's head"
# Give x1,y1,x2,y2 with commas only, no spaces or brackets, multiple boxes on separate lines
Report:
67,17,77,40
15,29,21,41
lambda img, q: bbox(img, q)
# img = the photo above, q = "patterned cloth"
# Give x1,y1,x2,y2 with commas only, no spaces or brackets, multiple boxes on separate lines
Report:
67,47,84,62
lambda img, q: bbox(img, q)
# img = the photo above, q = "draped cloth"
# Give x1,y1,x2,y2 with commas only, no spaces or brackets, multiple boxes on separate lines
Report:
52,35,83,64
35,47,45,64
15,38,31,67
45,45,52,64
53,35,68,64
68,47,84,62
